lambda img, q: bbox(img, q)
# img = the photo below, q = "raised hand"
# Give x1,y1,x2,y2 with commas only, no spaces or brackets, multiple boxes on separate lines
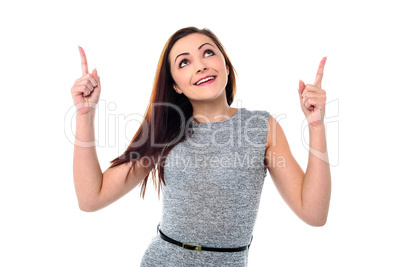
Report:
298,57,327,127
71,46,101,115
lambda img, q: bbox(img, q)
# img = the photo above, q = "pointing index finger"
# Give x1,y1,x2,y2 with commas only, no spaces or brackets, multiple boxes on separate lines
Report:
78,46,89,76
314,56,327,88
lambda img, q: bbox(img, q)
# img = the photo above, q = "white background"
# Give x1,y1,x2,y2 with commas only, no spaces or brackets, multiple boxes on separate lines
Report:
1,0,401,266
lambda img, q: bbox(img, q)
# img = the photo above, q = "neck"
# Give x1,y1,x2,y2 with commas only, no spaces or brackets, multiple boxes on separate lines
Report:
190,98,237,123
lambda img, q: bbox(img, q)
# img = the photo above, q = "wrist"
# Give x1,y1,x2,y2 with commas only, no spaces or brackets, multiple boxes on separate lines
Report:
75,111,97,148
76,110,96,122
308,122,326,132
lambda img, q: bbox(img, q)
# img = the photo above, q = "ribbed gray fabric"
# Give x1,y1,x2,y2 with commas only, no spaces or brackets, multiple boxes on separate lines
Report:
141,108,270,267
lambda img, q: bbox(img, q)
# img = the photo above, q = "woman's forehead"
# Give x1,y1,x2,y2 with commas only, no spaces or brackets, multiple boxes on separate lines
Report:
169,33,216,59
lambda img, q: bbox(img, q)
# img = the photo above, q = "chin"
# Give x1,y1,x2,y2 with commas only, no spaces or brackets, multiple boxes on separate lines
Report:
191,88,226,102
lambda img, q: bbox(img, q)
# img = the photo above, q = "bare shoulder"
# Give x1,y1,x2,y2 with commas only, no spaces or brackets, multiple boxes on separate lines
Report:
264,115,294,169
265,115,285,150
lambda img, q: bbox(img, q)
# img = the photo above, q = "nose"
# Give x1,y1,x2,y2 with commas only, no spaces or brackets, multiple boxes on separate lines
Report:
197,67,208,73
195,60,208,73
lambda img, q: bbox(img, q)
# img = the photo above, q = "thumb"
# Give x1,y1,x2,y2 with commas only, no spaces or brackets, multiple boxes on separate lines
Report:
92,68,100,84
298,80,305,104
91,68,101,91
298,80,305,95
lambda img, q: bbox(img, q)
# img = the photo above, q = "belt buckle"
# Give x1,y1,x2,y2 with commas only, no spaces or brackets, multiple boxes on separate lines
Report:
183,243,202,251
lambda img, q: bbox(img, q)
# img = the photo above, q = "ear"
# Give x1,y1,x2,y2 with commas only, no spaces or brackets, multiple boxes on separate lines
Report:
173,83,183,94
226,64,230,76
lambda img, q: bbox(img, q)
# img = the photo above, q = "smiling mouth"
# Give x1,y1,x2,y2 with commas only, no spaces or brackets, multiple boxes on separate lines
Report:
194,76,216,85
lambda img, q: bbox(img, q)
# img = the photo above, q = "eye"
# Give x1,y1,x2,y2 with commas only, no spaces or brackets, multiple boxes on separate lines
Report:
204,49,214,57
179,59,189,68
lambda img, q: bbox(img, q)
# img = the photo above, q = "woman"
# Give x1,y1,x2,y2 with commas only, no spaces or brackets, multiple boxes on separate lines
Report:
71,27,331,266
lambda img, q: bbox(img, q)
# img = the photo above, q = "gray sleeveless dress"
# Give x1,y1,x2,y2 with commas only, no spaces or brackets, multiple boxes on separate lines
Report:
141,108,270,266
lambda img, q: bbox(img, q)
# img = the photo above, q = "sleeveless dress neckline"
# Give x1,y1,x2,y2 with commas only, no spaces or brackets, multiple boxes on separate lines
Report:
191,108,242,127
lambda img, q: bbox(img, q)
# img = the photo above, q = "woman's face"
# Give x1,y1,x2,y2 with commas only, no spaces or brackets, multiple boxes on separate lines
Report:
169,33,229,103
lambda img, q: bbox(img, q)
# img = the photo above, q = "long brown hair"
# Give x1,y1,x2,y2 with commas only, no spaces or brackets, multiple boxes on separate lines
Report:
110,27,237,198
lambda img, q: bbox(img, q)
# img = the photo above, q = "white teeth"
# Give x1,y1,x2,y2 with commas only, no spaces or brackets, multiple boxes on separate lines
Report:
196,76,215,85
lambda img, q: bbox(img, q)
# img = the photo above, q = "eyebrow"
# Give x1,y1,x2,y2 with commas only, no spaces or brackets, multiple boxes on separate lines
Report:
174,42,215,63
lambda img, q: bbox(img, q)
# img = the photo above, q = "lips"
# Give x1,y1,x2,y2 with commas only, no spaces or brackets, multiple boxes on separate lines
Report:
194,75,216,86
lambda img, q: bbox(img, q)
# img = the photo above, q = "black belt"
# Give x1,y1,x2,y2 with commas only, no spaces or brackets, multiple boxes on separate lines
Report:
157,225,251,253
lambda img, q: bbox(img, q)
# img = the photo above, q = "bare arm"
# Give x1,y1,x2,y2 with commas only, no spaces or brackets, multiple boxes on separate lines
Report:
265,57,331,226
301,124,331,224
73,113,149,212
265,117,331,226
73,112,102,211
72,46,150,212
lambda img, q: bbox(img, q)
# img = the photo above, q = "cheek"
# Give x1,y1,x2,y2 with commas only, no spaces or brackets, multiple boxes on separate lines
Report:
212,57,228,73
171,68,180,83
173,71,184,84
172,70,189,89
